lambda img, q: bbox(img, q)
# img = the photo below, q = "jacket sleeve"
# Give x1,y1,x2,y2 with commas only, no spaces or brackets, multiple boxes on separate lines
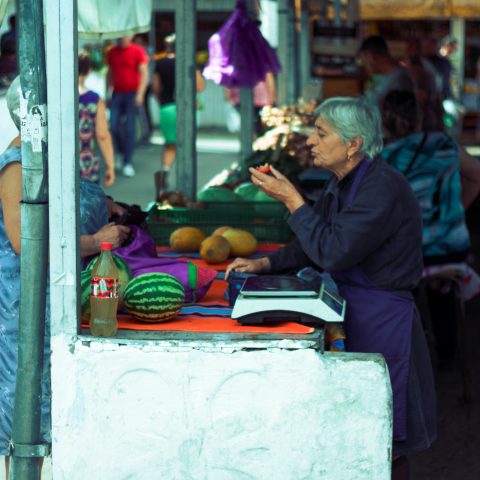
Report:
286,172,406,272
267,237,315,273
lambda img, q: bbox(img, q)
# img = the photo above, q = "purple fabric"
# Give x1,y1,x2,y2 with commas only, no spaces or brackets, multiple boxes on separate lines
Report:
113,226,216,304
202,0,281,88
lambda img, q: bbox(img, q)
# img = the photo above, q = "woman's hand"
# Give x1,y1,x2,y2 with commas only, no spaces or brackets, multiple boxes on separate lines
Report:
106,198,126,218
225,256,271,280
93,222,130,250
249,165,305,213
104,166,115,188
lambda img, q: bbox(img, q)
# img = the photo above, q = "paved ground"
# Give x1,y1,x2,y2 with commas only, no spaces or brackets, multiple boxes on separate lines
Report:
1,132,480,479
105,129,241,210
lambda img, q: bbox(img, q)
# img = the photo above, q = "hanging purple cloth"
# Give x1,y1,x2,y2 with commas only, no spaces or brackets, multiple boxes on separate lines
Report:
202,0,281,88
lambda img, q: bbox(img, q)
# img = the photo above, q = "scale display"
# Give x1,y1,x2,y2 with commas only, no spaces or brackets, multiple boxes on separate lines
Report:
240,275,318,297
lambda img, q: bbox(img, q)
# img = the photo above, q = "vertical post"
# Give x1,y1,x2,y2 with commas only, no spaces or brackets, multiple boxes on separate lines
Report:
240,0,256,160
175,0,197,200
298,3,311,97
11,0,50,476
450,17,465,100
277,0,295,105
44,0,79,337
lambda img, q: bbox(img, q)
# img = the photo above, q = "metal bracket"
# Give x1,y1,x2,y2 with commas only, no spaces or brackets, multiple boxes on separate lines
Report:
9,441,51,457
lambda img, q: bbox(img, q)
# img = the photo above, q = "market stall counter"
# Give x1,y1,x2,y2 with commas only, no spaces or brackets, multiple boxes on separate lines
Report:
51,246,393,479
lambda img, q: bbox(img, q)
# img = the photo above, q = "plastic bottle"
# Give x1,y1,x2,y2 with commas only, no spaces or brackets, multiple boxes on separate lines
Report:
90,242,119,337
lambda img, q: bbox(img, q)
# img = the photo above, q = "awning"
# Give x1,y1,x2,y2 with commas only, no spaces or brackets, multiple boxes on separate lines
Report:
360,0,480,19
78,0,152,39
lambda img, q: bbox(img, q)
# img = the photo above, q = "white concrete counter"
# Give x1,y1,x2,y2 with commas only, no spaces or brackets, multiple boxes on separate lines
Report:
50,333,392,479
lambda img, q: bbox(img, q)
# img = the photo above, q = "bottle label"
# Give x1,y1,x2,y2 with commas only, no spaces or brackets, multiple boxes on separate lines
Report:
91,276,119,299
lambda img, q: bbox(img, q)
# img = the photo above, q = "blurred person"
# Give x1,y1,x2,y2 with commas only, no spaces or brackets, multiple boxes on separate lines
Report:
359,35,415,108
78,51,115,187
225,71,276,137
133,33,154,141
152,34,205,197
227,97,436,477
106,35,149,177
0,15,16,56
380,90,475,367
403,38,444,133
1,77,130,478
423,36,455,101
0,35,17,88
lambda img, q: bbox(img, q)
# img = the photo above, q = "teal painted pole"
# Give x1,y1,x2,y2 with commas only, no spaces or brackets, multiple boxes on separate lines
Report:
175,0,197,201
239,0,255,160
10,0,50,477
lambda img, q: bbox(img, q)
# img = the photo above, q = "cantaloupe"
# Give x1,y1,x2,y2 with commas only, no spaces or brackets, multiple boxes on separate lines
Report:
221,229,257,257
170,226,206,252
200,235,231,264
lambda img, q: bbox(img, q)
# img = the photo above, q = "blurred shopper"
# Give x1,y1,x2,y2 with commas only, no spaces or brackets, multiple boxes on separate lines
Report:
403,38,444,133
359,35,415,108
78,51,115,187
133,33,154,141
152,34,205,198
225,71,276,137
107,35,149,177
423,36,463,138
0,15,16,56
424,36,457,101
0,34,17,89
1,77,130,479
381,90,473,368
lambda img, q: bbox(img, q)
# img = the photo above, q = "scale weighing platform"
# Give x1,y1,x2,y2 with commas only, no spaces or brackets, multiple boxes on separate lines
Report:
231,275,346,327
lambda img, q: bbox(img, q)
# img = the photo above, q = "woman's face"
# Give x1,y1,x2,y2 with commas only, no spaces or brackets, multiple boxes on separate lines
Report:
306,116,350,176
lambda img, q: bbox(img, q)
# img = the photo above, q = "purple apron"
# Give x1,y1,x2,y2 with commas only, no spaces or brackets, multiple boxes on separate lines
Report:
331,159,413,441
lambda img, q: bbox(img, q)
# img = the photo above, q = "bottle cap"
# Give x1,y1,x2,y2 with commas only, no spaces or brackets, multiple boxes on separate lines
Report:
100,242,112,250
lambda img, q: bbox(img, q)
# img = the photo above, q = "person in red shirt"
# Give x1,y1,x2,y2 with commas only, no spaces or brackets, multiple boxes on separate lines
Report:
107,35,148,177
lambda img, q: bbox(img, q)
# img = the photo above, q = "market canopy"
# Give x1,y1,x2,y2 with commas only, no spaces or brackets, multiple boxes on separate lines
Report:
360,0,480,19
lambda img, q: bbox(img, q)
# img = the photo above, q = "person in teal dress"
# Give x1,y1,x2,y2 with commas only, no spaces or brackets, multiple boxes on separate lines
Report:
0,77,130,477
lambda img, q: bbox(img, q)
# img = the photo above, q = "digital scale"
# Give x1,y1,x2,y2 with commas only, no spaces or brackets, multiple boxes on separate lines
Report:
231,275,346,326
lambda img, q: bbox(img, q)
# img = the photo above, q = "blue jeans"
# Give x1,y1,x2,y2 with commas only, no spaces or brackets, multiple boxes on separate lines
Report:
109,91,137,166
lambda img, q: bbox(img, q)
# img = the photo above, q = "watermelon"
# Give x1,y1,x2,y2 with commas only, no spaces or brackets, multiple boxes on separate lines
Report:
123,273,185,322
81,253,133,321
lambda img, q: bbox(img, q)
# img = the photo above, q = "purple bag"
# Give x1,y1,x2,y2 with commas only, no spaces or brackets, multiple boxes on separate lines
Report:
202,0,281,88
114,225,217,304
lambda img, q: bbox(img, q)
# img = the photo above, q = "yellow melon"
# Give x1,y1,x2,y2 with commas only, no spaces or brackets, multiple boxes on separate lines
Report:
212,226,232,236
199,235,231,264
221,229,257,257
169,226,207,252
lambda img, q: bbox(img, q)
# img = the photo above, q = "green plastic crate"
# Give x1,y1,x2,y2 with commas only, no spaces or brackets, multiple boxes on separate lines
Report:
147,201,294,245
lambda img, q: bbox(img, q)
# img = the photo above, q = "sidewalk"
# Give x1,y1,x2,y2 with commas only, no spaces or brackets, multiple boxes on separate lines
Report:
105,129,241,210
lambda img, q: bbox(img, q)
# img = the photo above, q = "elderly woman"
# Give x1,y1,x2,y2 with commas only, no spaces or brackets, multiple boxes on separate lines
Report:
0,78,130,476
226,96,436,475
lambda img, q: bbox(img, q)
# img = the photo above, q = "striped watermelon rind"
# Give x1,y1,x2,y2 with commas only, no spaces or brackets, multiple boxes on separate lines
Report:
123,273,186,323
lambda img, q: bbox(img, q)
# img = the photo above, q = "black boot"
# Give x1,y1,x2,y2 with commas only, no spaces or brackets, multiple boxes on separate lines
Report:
154,170,169,202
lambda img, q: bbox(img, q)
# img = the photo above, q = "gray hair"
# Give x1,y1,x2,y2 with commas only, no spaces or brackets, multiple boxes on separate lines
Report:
314,96,383,160
6,76,21,130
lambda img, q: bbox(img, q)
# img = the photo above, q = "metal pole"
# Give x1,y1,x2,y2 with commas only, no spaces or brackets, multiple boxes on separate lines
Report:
239,0,256,160
175,0,197,200
277,0,295,105
298,1,311,96
10,0,50,477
